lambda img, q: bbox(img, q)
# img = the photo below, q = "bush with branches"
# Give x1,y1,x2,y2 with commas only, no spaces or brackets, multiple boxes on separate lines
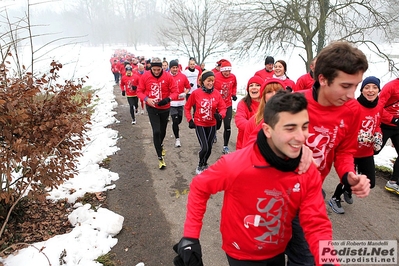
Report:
0,57,92,239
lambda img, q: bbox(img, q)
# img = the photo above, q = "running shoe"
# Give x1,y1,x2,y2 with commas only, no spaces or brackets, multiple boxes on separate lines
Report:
329,198,345,214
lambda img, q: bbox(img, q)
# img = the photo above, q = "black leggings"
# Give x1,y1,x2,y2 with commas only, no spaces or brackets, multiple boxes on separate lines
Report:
146,106,170,158
223,106,233,146
195,125,216,165
376,126,399,182
127,97,138,120
226,253,285,266
170,106,183,139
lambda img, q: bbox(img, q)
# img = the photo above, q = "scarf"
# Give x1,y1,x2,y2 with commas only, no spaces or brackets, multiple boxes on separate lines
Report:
273,74,287,81
256,130,301,172
357,94,378,108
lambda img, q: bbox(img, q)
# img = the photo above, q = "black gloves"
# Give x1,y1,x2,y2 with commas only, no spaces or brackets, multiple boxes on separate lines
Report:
190,83,194,87
173,237,203,266
214,113,222,130
232,95,237,101
131,85,137,91
286,86,293,92
189,119,195,129
214,113,222,121
392,117,399,126
122,91,126,96
158,97,171,106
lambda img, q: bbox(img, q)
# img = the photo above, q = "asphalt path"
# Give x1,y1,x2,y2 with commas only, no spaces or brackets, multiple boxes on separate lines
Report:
107,84,399,266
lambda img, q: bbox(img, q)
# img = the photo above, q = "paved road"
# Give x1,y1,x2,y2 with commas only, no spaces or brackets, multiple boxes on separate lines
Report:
107,85,399,266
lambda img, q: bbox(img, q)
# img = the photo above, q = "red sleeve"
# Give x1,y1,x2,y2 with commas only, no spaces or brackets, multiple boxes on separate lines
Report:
334,102,361,179
242,117,257,147
381,107,393,125
136,74,147,102
299,166,333,265
232,75,237,96
184,91,196,122
235,101,250,131
120,76,125,92
183,156,231,238
217,94,227,118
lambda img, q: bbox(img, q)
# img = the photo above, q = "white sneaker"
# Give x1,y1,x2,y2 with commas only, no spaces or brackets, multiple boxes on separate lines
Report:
132,119,136,125
140,110,144,115
175,138,181,147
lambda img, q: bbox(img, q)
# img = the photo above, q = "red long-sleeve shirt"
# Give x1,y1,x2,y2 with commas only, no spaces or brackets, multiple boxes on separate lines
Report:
137,70,178,110
183,142,332,264
304,89,361,180
120,73,139,97
296,72,314,91
214,72,237,108
254,68,274,80
378,78,399,126
184,88,226,127
235,100,260,149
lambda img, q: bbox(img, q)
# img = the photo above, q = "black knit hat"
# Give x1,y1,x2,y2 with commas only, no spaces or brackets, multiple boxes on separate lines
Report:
169,60,179,68
265,56,274,65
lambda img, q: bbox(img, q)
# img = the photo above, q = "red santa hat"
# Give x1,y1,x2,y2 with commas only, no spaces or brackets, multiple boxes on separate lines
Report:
220,60,232,72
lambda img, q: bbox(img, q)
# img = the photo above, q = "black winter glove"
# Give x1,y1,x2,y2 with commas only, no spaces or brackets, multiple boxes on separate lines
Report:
190,83,194,87
173,237,203,266
285,86,293,92
158,97,171,106
214,113,222,130
131,85,137,91
189,119,196,129
391,117,399,126
122,91,126,96
214,113,222,121
232,95,237,101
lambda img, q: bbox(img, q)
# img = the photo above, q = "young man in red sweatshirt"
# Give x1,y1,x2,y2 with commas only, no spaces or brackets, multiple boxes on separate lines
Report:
285,41,371,266
137,57,178,169
173,90,335,266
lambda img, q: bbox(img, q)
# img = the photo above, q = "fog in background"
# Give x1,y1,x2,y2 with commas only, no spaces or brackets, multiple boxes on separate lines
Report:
2,0,165,48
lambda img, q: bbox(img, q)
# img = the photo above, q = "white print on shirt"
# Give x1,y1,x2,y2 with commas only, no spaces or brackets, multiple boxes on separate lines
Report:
306,125,338,171
149,80,165,102
293,183,300,192
243,189,285,246
393,102,399,116
220,81,234,100
339,119,345,128
199,97,216,121
357,114,379,148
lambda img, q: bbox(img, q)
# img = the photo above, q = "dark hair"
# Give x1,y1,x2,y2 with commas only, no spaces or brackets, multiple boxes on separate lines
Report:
314,41,368,85
263,90,308,128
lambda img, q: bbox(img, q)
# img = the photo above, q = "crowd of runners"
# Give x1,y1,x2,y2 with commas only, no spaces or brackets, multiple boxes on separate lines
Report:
110,43,399,266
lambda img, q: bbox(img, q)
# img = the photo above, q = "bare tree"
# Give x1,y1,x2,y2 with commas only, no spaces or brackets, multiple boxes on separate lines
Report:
224,0,398,71
158,0,229,64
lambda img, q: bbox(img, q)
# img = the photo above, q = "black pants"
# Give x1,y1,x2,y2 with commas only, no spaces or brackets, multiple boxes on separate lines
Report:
376,125,399,182
332,155,376,199
127,97,138,120
195,125,216,166
223,106,233,146
226,253,285,266
146,106,170,158
170,106,183,139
